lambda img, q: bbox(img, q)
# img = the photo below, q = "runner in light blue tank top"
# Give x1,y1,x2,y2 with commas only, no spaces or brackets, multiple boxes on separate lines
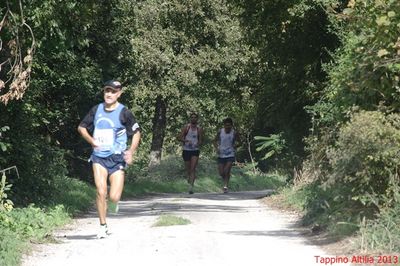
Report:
78,80,141,239
93,102,127,157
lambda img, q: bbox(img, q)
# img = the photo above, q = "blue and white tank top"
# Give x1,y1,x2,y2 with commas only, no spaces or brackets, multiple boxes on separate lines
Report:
93,103,127,157
183,125,199,151
218,128,235,158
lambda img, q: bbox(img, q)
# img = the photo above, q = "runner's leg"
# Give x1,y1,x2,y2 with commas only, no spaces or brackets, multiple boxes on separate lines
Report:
223,161,233,189
189,155,199,185
93,163,108,225
185,160,191,182
109,170,125,203
183,151,191,183
218,162,224,180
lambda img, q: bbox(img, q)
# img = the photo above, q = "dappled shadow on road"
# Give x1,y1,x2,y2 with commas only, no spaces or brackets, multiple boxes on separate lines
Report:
64,234,97,240
75,190,274,221
182,190,274,201
223,229,304,238
125,190,274,201
102,190,276,220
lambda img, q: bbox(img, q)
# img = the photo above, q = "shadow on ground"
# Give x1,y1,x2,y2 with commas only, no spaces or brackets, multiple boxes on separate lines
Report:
70,190,352,253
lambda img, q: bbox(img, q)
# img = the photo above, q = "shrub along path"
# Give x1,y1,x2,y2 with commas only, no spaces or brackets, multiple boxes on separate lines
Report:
22,191,350,266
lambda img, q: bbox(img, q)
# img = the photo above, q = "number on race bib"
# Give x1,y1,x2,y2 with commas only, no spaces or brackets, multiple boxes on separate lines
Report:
94,129,114,151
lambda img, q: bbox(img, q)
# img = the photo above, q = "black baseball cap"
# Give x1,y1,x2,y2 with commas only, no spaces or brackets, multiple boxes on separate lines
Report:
103,80,122,90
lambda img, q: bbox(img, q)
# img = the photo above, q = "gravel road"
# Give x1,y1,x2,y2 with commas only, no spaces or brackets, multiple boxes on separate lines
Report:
22,190,351,266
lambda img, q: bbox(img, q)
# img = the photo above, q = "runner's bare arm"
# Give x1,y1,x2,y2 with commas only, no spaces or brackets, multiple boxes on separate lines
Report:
124,131,141,165
178,127,189,144
77,126,97,148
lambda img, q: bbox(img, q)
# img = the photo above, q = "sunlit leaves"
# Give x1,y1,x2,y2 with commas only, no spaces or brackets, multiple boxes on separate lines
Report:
319,0,400,119
376,15,390,26
377,49,389,57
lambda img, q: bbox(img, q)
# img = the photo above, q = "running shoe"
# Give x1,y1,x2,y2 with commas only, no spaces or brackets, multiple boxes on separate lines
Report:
97,224,109,239
223,186,228,193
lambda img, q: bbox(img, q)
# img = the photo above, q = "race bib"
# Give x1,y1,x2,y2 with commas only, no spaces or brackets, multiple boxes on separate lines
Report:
94,129,114,151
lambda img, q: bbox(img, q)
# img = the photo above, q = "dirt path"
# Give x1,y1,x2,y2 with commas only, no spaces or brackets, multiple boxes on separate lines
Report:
22,190,351,266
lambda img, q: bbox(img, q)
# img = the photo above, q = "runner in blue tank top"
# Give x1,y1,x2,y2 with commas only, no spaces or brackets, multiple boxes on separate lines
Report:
78,80,141,238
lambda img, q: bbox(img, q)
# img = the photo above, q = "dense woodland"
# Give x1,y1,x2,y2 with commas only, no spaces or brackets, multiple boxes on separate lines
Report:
1,0,400,252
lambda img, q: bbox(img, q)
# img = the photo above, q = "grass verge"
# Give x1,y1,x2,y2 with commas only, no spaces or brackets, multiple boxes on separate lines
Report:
152,214,191,227
0,176,95,266
270,182,400,255
275,183,363,234
123,155,286,197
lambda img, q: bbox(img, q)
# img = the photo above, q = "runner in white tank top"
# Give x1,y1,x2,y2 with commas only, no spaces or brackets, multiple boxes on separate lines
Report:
178,113,203,194
214,117,240,193
217,128,236,158
183,126,200,151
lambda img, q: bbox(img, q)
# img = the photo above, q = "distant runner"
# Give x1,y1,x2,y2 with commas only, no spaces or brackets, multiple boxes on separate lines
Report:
214,117,240,193
78,80,141,238
178,113,203,194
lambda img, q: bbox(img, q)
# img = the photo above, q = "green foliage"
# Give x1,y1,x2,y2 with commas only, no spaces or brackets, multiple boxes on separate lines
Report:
326,111,400,208
113,0,252,162
230,0,339,171
0,173,13,212
279,182,365,237
0,205,71,266
359,191,400,253
0,0,102,203
313,0,400,126
6,205,69,240
0,174,95,266
6,139,70,205
288,110,400,248
49,176,96,215
296,1,400,252
254,133,286,160
0,227,22,266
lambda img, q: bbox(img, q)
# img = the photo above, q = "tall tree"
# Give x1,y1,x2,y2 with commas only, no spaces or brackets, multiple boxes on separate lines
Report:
230,0,339,169
115,0,250,165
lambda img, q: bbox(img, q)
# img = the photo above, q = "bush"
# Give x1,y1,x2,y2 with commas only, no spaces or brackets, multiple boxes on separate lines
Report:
359,198,400,253
0,205,71,266
0,226,22,266
358,177,400,253
50,176,96,215
326,111,400,208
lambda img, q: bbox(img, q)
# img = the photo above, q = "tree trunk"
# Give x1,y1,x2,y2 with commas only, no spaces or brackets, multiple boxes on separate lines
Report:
148,96,167,167
246,132,257,174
